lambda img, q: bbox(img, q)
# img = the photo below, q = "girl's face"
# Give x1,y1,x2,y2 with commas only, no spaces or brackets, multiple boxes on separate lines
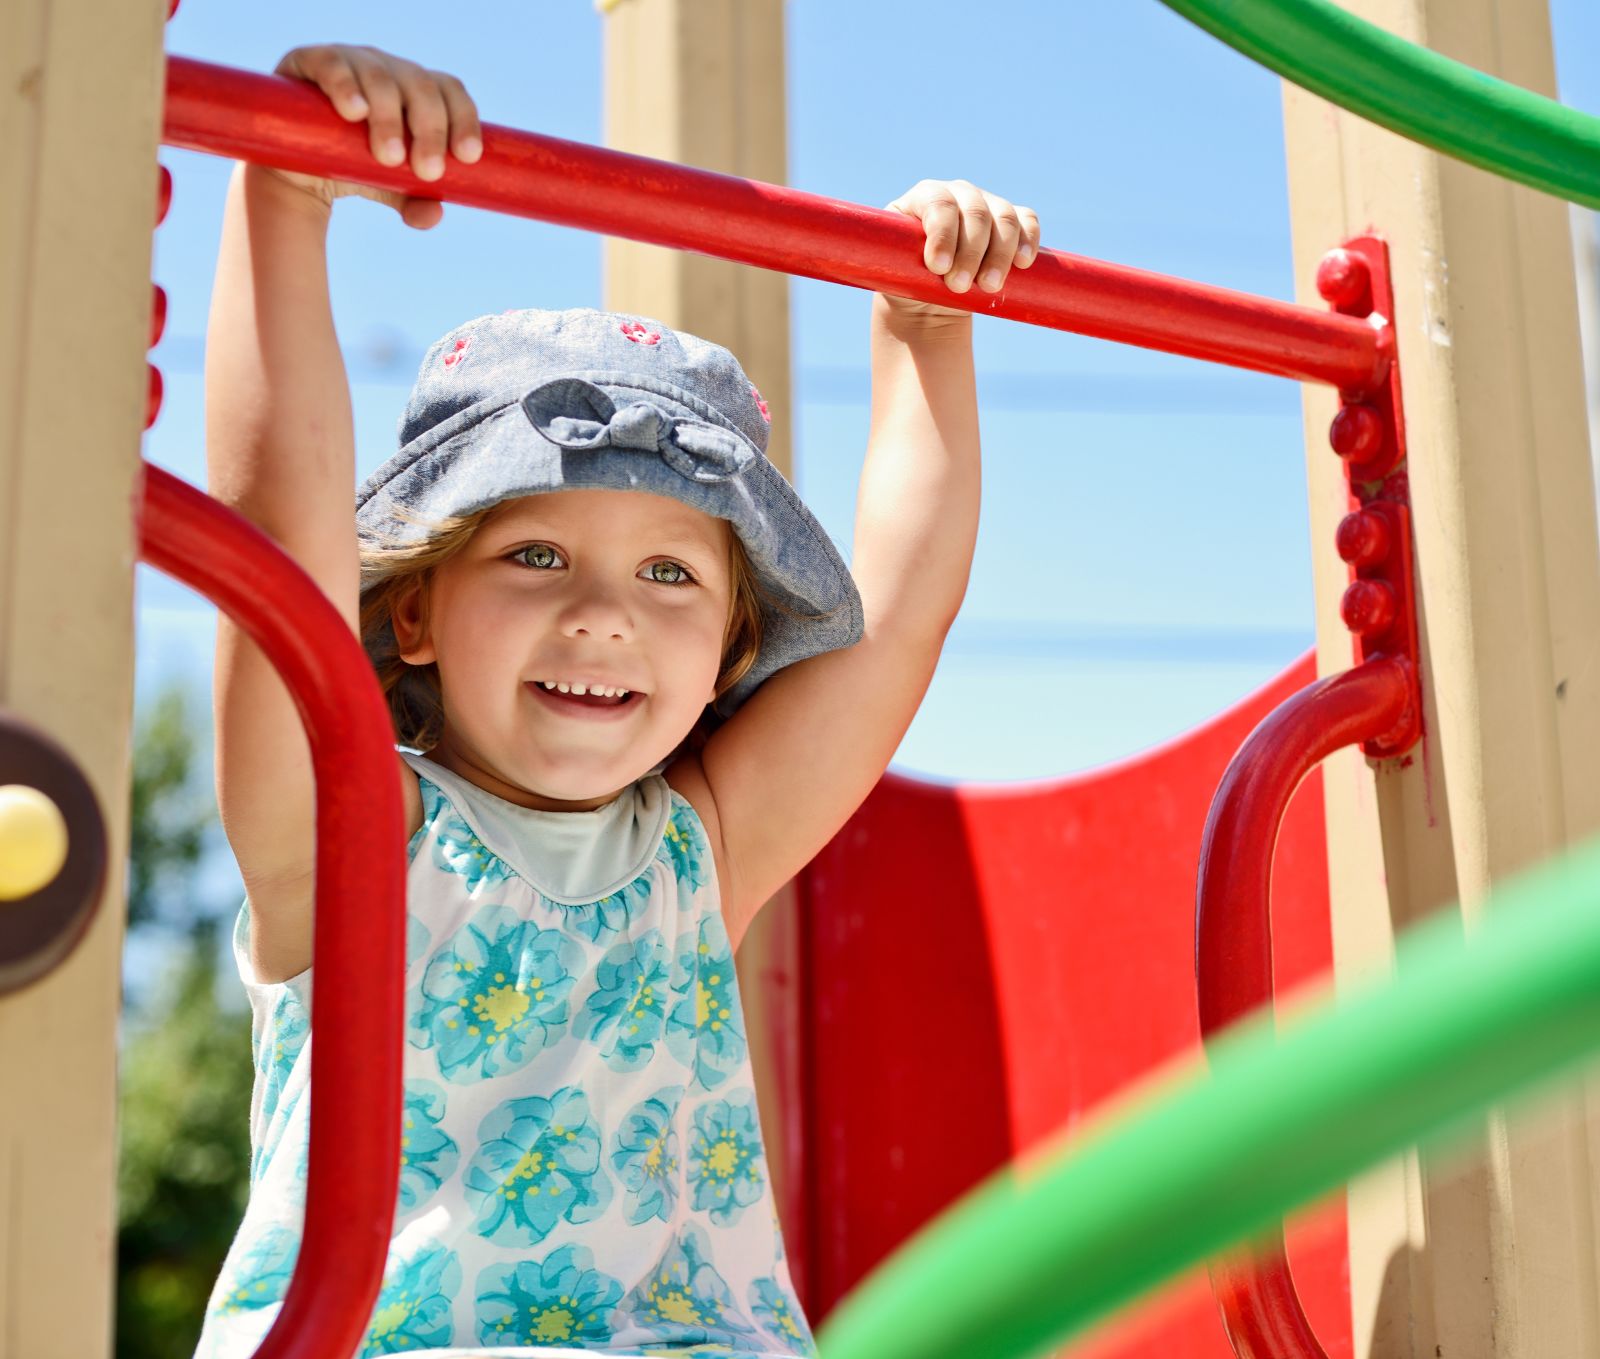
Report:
393,489,733,811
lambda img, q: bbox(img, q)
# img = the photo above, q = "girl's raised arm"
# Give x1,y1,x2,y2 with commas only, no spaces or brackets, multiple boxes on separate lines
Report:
683,181,1040,947
205,46,480,982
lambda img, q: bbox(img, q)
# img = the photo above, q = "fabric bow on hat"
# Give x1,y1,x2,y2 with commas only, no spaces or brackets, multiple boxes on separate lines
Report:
522,377,755,484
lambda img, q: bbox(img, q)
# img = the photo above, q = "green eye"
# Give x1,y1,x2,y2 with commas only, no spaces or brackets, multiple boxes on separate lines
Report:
648,561,690,584
518,544,560,569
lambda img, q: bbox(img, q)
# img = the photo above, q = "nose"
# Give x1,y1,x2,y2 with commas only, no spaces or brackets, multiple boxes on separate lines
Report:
557,579,633,642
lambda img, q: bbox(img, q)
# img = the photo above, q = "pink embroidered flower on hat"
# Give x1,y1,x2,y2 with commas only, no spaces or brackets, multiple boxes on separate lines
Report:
619,320,661,346
750,385,771,423
442,336,473,371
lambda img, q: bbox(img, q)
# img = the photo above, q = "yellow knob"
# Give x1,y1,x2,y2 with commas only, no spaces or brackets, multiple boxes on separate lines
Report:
0,784,69,901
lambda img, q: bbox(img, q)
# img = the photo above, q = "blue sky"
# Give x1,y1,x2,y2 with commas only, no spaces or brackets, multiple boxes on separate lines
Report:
142,1,1600,784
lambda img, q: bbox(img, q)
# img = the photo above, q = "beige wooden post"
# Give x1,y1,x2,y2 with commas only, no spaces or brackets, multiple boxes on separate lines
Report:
599,0,792,475
1575,209,1599,478
0,0,165,1355
1282,2,1600,1355
598,0,802,1228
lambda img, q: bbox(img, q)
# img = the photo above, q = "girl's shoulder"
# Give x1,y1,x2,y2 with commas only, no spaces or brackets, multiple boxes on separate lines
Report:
664,752,720,846
665,752,737,935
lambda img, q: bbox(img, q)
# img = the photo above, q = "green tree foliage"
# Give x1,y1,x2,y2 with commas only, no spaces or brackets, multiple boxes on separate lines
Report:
127,685,209,931
117,684,253,1359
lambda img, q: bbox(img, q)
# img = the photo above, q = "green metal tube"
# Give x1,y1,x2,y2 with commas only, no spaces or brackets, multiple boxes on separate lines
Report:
817,836,1600,1359
1155,0,1600,210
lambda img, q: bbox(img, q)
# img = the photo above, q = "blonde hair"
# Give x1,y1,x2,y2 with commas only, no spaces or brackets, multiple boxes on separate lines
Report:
359,507,764,750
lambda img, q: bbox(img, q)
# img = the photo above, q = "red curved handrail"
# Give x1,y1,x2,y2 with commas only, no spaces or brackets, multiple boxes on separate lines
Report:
160,56,1386,393
137,464,406,1359
1195,657,1413,1359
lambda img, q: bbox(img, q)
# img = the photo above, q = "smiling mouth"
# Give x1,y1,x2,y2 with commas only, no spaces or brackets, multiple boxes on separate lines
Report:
527,680,641,710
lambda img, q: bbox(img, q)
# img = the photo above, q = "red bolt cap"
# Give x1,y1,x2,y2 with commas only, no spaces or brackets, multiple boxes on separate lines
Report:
149,284,168,350
1342,579,1396,637
1330,403,1383,461
144,364,164,431
1317,248,1371,310
1335,509,1391,567
156,163,172,227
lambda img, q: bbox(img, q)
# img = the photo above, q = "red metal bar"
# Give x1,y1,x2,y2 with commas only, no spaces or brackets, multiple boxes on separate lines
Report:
1194,657,1412,1359
1197,658,1410,1034
1210,1249,1331,1359
137,464,406,1359
161,55,1386,393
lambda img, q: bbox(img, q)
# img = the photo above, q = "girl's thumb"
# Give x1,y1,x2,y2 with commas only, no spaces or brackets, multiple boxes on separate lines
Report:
331,181,442,230
398,197,446,231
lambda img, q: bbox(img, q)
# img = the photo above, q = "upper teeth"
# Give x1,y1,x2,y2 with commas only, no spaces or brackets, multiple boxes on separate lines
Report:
540,680,630,698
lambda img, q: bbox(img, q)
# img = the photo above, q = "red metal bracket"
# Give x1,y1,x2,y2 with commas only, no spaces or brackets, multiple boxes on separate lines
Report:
1318,236,1421,757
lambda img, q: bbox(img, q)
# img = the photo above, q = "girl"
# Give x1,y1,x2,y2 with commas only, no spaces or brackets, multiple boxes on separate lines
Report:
196,42,1038,1359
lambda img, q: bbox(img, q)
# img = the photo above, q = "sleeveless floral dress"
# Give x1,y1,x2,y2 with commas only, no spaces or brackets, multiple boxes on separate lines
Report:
195,753,814,1359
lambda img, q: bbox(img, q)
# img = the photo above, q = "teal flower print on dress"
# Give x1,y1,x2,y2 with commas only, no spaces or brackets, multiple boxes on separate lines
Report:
419,778,517,895
407,777,445,862
667,916,745,1090
610,1085,684,1225
406,912,432,971
210,1223,297,1319
264,1118,310,1212
463,1085,612,1247
397,1080,458,1215
626,1222,754,1347
411,904,579,1083
252,1046,308,1189
580,929,675,1070
475,1243,623,1347
659,801,710,891
555,873,654,944
748,1278,816,1354
358,1241,460,1356
688,1092,765,1227
634,1348,746,1356
256,989,308,1130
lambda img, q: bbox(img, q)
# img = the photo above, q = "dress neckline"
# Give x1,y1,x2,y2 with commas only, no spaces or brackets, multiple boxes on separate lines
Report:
400,751,672,904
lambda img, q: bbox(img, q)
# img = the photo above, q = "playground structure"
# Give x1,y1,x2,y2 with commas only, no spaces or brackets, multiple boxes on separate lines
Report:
2,2,1599,1358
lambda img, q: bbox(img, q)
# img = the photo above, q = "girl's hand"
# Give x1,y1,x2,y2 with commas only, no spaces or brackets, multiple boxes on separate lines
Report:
266,44,484,230
883,179,1041,321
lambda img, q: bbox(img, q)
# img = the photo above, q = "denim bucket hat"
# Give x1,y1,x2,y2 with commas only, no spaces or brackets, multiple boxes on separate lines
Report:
355,308,863,712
